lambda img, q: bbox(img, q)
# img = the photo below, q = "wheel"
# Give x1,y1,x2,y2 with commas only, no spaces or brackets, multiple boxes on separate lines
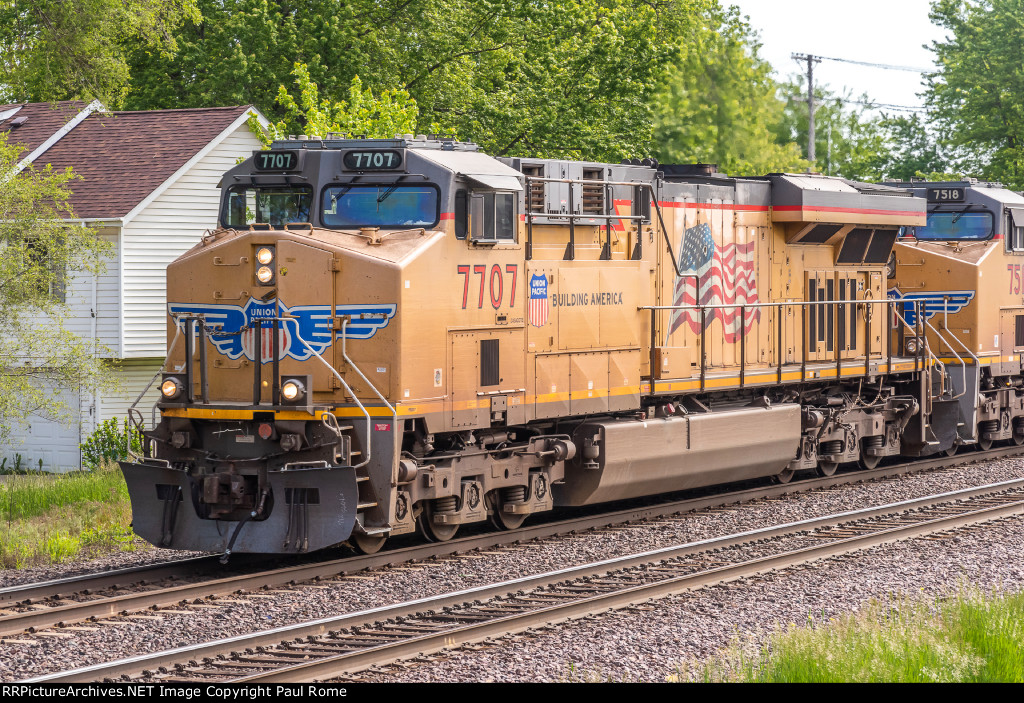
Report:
489,504,528,530
815,460,839,477
978,435,994,451
858,453,882,470
945,443,959,457
773,468,796,484
417,502,459,542
351,533,387,555
1013,432,1024,447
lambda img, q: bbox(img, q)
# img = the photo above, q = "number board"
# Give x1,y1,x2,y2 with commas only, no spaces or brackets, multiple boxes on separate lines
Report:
254,150,299,172
927,187,965,203
343,150,403,170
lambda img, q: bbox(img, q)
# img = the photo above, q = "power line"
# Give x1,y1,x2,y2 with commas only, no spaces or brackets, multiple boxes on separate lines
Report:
813,55,933,74
843,99,928,113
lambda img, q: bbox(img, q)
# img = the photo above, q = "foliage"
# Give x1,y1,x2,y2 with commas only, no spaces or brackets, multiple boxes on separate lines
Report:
250,65,422,146
869,113,953,182
0,132,112,442
651,4,807,175
0,461,128,522
772,79,895,181
0,462,135,567
125,0,712,162
81,417,143,471
924,0,1024,187
0,0,200,105
670,587,1024,683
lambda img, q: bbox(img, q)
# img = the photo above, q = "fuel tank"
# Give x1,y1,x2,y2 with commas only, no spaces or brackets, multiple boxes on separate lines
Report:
555,403,801,505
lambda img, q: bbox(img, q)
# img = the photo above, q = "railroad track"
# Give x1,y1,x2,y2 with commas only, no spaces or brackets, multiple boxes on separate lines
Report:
25,473,1024,683
2,444,1022,641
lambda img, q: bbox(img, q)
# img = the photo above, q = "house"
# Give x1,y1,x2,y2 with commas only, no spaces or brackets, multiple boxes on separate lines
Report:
0,101,267,471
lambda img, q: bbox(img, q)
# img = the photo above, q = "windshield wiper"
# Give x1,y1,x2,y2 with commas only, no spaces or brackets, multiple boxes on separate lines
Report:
951,203,976,224
377,183,400,204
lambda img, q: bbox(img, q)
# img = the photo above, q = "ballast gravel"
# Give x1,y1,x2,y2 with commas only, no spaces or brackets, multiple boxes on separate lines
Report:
2,456,1024,681
0,547,207,590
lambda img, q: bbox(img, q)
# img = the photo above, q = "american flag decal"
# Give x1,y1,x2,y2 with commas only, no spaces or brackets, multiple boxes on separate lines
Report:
667,222,760,343
241,324,292,362
529,274,549,327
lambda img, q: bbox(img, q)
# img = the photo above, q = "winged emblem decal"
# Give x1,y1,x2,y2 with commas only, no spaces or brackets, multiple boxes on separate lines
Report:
887,288,975,327
167,298,396,363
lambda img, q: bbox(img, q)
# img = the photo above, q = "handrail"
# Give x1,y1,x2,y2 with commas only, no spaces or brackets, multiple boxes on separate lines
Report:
924,318,968,399
292,332,372,470
892,307,946,400
340,316,397,427
642,298,941,398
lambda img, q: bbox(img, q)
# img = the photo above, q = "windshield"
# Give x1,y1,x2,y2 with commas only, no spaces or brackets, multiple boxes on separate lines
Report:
321,184,439,228
900,210,993,241
224,186,312,227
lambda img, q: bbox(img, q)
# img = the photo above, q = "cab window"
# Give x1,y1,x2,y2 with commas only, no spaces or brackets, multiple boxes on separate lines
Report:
1008,208,1024,251
224,186,312,228
470,192,516,242
900,210,993,241
321,184,440,228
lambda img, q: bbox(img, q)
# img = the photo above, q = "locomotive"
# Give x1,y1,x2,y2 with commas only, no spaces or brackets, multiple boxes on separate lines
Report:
122,134,977,557
887,178,1024,451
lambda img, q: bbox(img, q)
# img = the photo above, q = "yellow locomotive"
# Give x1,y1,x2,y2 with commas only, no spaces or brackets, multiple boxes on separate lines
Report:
123,136,943,557
888,179,1024,452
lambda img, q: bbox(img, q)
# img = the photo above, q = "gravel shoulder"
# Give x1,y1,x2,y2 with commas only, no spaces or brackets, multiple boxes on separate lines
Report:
2,457,1023,682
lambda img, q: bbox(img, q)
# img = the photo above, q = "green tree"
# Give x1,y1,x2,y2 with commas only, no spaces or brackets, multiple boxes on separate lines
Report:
774,79,893,181
0,135,111,442
253,64,422,145
925,0,1024,187
125,0,711,162
651,4,807,175
0,0,200,105
870,113,952,182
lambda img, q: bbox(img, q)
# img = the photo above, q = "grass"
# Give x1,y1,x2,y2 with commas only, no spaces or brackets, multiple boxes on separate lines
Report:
669,587,1024,683
0,462,144,568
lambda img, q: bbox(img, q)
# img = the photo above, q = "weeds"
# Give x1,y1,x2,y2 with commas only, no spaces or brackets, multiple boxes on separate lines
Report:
0,461,141,568
669,587,1024,683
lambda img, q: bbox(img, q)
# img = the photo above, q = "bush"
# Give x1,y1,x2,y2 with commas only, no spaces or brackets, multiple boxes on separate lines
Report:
80,417,142,470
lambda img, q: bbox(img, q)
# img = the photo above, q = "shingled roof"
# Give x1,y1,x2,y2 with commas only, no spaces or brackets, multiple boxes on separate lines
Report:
0,100,90,157
0,103,256,219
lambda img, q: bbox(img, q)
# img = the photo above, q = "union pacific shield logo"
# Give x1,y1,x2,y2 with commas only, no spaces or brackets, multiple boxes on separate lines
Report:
529,274,549,327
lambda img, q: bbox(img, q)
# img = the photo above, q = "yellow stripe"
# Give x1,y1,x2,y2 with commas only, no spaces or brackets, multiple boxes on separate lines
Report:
937,355,1018,366
166,357,957,423
162,408,330,421
652,362,918,394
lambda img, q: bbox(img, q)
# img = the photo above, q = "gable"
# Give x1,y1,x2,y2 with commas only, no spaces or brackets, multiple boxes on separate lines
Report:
28,105,257,219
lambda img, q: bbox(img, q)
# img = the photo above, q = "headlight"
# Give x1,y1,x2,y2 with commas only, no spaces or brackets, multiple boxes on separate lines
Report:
256,265,274,284
161,376,184,400
282,379,305,401
905,337,920,355
257,246,274,265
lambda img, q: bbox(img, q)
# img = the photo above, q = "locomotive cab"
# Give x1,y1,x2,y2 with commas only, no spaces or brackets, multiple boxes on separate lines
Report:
887,179,1024,449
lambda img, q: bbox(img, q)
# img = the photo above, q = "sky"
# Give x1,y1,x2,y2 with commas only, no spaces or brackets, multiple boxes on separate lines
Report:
727,0,948,113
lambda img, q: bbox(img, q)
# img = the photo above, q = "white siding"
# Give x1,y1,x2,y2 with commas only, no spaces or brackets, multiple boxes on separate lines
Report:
121,125,262,357
98,358,164,430
2,385,83,472
1,359,163,473
63,227,121,358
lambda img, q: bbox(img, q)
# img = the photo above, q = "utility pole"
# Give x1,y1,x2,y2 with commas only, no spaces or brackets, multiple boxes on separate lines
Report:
792,53,821,164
